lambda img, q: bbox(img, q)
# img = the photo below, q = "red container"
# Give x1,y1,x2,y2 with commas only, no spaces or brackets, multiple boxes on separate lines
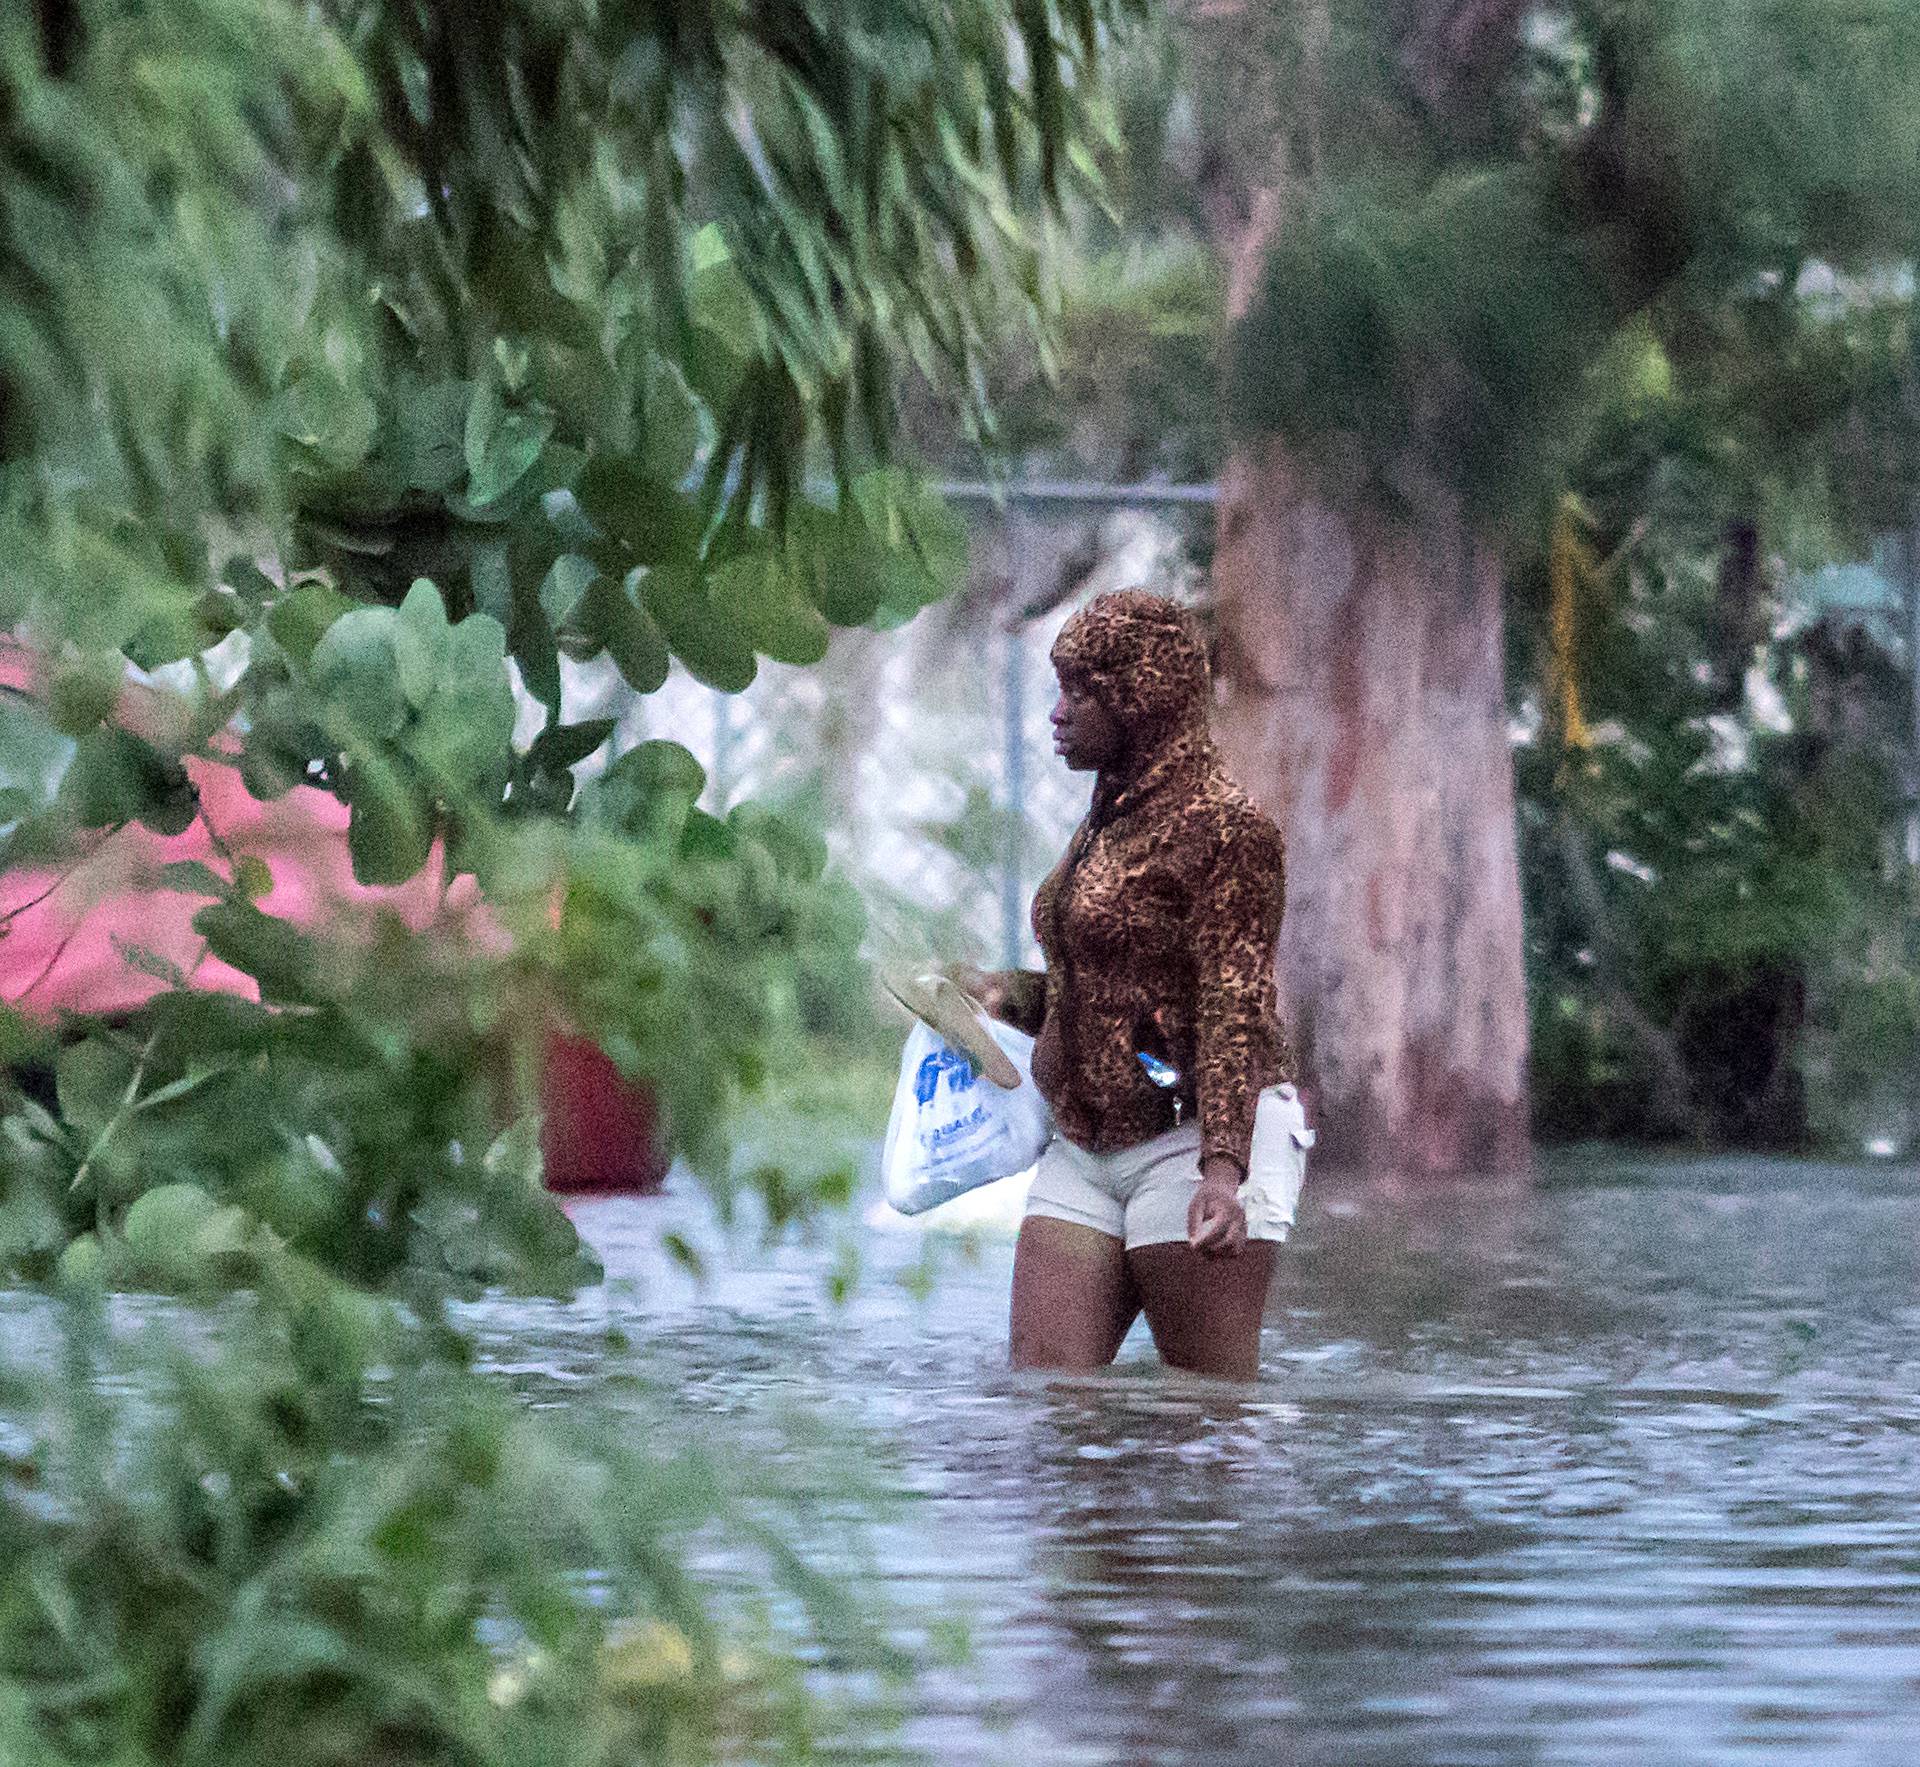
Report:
538,1032,670,1195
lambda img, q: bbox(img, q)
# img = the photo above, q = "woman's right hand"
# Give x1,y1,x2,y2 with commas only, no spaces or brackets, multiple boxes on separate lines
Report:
1187,1169,1249,1258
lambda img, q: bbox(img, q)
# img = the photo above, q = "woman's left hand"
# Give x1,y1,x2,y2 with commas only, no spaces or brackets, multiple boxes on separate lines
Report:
1187,1159,1248,1257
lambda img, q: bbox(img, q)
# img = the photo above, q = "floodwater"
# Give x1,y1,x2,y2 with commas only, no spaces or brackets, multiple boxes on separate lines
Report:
457,1152,1920,1766
8,1153,1917,1764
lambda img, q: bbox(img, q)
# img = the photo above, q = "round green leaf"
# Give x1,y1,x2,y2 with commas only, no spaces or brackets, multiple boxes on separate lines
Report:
394,579,452,709
729,801,829,884
794,507,889,627
281,374,378,471
239,741,307,802
124,599,219,672
710,550,831,665
465,380,555,508
47,652,125,736
580,571,671,694
539,554,598,630
575,458,701,567
852,471,969,623
235,855,274,901
191,1202,260,1264
56,1038,136,1138
642,565,757,692
309,607,406,740
267,584,357,665
413,656,516,790
344,757,435,886
59,729,196,834
391,379,471,493
639,360,710,485
587,739,707,840
192,901,321,1004
55,1232,105,1289
123,1182,219,1278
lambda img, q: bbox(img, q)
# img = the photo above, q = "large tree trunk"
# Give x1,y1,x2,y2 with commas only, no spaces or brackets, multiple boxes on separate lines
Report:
1211,443,1532,1175
1191,0,1535,1176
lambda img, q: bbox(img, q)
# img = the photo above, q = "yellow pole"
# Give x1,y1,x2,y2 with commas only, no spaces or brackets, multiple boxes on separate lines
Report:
1547,495,1594,752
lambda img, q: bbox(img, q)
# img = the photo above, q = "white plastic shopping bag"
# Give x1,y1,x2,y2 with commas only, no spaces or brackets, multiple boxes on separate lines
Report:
882,1019,1052,1215
1242,1082,1316,1242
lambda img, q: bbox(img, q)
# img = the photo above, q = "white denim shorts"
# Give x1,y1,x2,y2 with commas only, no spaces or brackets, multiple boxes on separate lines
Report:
1023,1121,1296,1251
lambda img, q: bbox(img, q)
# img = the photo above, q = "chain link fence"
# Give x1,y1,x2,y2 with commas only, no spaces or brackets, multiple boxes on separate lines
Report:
529,496,1211,972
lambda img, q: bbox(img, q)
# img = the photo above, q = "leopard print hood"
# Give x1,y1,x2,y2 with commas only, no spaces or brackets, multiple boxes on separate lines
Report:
1050,590,1210,746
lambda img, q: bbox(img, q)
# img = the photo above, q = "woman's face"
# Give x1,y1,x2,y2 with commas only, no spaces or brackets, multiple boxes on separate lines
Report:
1051,672,1125,773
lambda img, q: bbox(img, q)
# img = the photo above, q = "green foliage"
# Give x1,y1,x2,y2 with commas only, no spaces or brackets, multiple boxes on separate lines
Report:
992,239,1226,481
0,1295,902,1767
0,0,1145,1292
0,762,874,1289
1233,163,1614,520
3,0,1143,757
1,933,594,1298
1514,435,1920,1150
0,9,1153,1757
0,2,350,544
926,13,1229,485
4,0,1140,736
523,766,882,1190
1227,0,1920,531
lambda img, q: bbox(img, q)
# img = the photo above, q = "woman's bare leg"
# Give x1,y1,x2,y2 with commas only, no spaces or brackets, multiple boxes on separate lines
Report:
1010,1216,1139,1369
1126,1242,1276,1380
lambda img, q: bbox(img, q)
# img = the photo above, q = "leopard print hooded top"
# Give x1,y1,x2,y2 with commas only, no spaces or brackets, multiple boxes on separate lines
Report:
993,590,1293,1175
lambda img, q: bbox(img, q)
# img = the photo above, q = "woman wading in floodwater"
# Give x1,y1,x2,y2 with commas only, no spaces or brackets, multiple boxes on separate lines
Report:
958,590,1294,1381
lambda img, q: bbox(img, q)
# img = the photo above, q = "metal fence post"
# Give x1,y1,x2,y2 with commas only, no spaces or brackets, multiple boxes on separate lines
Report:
1001,617,1027,969
711,688,734,811
1905,516,1920,866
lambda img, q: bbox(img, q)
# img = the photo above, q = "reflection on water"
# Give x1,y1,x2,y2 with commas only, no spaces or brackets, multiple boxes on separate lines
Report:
458,1155,1920,1765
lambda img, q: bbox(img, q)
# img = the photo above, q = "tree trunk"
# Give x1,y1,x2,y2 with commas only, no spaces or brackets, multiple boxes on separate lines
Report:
1211,441,1531,1175
1188,0,1536,1176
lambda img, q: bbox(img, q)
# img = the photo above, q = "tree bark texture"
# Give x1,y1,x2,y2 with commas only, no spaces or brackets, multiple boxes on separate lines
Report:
1191,0,1536,1176
1211,442,1532,1175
